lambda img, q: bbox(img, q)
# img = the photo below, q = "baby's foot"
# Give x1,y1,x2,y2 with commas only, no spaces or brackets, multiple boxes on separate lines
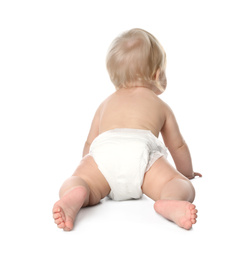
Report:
154,200,198,230
52,186,88,231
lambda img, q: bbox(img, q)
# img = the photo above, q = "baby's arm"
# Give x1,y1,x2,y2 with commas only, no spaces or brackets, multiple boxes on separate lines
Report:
161,105,196,179
82,104,102,157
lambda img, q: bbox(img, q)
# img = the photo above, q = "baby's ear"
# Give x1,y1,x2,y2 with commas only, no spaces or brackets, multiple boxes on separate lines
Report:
154,69,161,81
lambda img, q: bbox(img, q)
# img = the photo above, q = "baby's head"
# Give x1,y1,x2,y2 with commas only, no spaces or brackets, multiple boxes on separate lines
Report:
106,28,167,94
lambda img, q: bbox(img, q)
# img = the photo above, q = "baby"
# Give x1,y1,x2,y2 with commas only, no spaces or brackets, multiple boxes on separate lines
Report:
52,28,202,231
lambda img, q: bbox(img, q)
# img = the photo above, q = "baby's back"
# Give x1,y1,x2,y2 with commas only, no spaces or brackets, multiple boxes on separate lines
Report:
99,87,167,137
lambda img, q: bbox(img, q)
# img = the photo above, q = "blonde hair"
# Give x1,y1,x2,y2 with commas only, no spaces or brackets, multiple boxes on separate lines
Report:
106,28,167,92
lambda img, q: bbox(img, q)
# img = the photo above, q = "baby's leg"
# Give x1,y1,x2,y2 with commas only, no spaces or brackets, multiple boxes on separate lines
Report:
142,157,198,230
53,155,110,231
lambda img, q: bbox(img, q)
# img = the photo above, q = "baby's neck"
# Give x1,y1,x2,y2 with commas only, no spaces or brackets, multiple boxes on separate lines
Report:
120,84,158,94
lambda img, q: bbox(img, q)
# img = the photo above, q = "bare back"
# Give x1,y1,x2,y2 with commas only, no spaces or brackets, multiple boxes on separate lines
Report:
99,87,167,137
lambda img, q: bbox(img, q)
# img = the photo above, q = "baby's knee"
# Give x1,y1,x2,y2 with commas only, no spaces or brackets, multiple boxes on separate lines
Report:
181,178,195,202
88,190,102,206
84,179,104,206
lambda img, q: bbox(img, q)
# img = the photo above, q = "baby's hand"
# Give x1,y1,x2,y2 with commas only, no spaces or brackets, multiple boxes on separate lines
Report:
188,172,202,180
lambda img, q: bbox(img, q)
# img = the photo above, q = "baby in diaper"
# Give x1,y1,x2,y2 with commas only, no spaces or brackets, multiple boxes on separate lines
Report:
53,28,202,231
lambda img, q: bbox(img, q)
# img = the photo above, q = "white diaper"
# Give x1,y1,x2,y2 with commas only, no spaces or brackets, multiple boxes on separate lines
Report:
89,128,168,201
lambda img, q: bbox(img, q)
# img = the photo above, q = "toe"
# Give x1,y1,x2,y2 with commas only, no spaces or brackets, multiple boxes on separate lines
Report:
189,204,196,210
183,220,192,230
55,218,63,224
53,206,61,214
65,220,73,231
57,222,65,229
53,213,61,219
63,226,72,231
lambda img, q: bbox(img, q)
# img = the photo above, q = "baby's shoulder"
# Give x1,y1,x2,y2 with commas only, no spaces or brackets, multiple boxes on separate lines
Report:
155,95,171,110
157,99,174,120
99,92,114,106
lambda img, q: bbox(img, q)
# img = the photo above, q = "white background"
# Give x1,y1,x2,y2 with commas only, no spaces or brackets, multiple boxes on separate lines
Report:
1,0,251,259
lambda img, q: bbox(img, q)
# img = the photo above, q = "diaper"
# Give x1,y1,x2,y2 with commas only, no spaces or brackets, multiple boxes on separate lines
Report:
89,128,168,201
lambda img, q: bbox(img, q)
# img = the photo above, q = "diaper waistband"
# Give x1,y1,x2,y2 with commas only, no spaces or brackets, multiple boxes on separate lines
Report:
93,128,164,149
90,128,168,161
99,128,155,137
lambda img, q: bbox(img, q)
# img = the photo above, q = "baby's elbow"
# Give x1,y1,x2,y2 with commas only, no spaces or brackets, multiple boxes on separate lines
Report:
172,139,187,153
176,141,186,150
85,140,91,147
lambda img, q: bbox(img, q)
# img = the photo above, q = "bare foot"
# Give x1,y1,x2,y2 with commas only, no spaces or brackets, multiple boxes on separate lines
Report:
52,186,88,231
154,200,198,230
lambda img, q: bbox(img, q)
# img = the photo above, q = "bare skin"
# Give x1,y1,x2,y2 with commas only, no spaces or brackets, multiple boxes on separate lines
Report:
53,186,88,231
53,85,202,231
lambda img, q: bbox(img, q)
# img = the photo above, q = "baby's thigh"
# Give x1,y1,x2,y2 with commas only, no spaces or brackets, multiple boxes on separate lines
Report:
73,155,111,205
142,157,187,201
